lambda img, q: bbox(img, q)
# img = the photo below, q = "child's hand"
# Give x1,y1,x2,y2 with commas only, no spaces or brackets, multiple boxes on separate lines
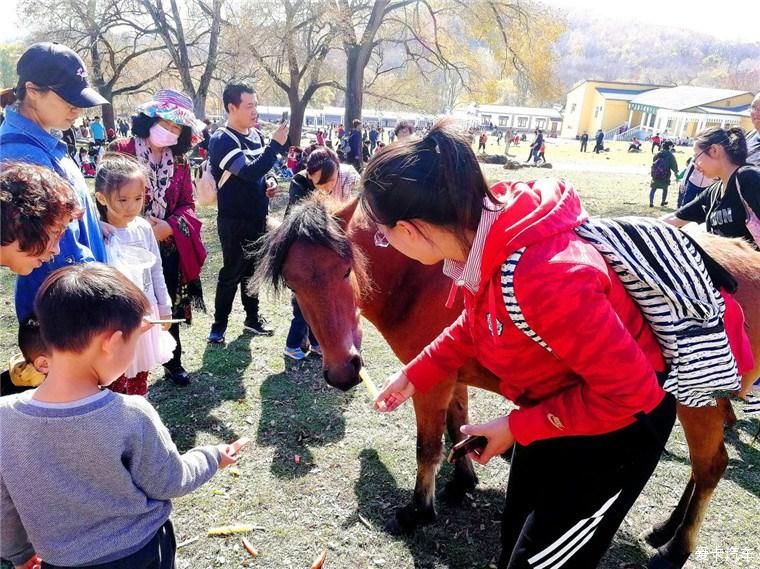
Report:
218,437,250,469
16,553,42,569
159,313,173,331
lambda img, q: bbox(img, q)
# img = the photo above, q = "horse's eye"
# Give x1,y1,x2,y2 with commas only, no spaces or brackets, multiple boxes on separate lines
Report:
343,267,352,279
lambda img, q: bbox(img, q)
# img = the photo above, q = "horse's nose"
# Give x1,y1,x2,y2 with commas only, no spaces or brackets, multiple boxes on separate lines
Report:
323,351,362,391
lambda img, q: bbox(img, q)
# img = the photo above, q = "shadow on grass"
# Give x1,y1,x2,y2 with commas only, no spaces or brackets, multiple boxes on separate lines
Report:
352,449,653,569
150,334,250,452
723,419,760,498
256,356,353,479
353,448,503,569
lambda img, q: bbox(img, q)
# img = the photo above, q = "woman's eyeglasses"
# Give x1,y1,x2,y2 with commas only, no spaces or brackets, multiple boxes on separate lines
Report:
693,148,708,163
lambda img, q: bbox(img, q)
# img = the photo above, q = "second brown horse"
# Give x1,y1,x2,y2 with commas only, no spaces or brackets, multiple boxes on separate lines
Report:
255,196,760,569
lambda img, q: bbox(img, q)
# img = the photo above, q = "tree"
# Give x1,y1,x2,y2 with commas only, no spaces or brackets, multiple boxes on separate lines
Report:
226,0,341,144
0,44,24,89
19,0,170,130
334,0,563,126
139,0,225,118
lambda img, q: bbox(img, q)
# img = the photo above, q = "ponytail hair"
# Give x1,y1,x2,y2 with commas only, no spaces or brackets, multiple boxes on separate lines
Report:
695,126,747,166
0,78,38,108
0,87,17,108
360,118,497,245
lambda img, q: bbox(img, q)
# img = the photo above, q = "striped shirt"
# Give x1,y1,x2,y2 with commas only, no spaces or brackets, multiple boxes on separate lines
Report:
443,201,503,294
208,125,286,222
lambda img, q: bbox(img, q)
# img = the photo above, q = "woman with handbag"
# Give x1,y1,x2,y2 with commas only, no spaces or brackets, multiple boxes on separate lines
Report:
663,126,760,249
110,89,208,386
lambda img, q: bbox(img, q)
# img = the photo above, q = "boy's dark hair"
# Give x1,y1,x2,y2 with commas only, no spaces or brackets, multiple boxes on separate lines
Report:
352,119,361,128
1,161,82,255
95,152,147,221
695,126,747,166
34,264,150,353
394,120,413,136
18,316,45,363
223,83,255,113
306,146,340,185
129,113,193,156
361,117,498,249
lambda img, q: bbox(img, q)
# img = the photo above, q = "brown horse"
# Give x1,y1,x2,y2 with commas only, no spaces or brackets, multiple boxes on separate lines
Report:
255,196,760,569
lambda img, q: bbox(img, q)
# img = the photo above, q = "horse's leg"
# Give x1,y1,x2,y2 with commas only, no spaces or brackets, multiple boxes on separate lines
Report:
649,400,730,569
388,378,456,534
644,477,695,548
441,381,478,505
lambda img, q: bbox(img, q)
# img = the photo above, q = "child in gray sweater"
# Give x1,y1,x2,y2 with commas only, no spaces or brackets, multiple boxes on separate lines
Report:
0,264,247,569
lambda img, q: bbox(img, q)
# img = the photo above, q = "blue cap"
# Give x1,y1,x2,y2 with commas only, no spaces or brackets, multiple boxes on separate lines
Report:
16,42,108,108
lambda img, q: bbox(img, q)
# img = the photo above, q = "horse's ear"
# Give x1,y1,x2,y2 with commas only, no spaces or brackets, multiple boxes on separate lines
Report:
334,196,359,230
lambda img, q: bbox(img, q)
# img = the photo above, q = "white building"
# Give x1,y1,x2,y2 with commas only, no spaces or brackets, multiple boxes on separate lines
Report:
451,104,563,137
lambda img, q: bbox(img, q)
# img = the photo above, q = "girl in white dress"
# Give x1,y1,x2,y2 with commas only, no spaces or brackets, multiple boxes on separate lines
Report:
95,153,176,395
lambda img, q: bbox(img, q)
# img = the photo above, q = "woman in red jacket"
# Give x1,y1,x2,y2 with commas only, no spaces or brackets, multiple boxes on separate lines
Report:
365,120,676,569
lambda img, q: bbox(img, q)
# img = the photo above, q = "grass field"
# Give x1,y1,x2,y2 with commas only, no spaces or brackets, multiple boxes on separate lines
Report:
1,143,758,569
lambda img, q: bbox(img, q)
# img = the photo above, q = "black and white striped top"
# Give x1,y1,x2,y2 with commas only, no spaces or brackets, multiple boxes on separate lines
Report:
502,217,759,414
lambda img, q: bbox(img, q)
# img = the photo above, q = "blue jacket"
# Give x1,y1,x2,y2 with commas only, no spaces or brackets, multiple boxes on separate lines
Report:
0,107,106,320
90,120,105,141
348,129,362,160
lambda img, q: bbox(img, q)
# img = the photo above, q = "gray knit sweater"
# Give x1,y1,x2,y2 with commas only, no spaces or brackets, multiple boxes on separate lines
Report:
0,390,221,567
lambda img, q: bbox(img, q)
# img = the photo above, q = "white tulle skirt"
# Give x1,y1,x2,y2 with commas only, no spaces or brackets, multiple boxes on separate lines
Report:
125,305,177,378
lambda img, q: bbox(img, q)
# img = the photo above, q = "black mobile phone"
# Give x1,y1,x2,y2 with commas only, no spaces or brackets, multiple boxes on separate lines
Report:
447,435,488,463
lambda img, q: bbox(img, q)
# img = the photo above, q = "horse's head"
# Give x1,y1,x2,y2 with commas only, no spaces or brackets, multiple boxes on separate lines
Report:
255,197,368,391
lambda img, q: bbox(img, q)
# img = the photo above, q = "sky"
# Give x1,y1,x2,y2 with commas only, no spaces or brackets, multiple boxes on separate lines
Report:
0,0,757,43
542,0,758,42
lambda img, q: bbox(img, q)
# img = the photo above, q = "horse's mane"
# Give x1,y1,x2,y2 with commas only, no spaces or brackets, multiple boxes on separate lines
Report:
254,194,369,296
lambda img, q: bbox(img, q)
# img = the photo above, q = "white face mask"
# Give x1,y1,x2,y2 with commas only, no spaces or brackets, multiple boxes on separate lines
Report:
148,123,179,148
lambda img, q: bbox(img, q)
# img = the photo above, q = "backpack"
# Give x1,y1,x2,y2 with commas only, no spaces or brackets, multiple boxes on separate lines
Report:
194,127,239,206
735,166,760,246
506,217,749,411
651,153,670,180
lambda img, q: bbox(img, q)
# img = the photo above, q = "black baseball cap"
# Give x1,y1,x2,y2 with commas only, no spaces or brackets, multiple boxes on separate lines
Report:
16,42,108,108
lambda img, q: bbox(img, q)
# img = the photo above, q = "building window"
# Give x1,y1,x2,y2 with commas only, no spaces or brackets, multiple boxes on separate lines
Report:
517,117,529,128
481,114,491,124
666,119,674,130
499,116,509,126
536,118,546,129
594,106,601,118
571,103,577,113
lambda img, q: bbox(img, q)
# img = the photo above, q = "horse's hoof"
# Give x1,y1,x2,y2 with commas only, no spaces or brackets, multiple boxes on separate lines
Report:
647,549,690,569
384,504,436,536
440,474,478,506
642,527,668,549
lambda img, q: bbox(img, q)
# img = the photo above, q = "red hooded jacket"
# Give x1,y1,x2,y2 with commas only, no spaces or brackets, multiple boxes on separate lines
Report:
404,179,667,446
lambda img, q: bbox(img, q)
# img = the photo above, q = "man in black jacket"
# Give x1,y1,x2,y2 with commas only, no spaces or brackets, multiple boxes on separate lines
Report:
207,82,289,343
593,129,604,153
